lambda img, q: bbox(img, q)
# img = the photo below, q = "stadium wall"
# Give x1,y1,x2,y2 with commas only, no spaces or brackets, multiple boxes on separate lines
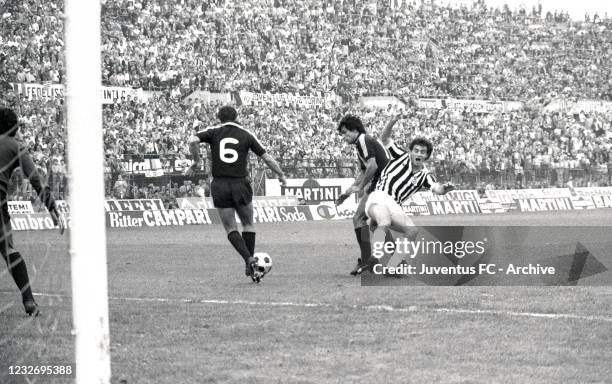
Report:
9,187,612,231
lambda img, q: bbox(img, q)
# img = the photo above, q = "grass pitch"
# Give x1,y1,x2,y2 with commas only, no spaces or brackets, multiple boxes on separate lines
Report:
2,210,612,383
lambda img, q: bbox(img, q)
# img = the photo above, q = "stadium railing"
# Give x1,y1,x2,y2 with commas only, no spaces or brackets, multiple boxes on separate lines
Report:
5,165,609,203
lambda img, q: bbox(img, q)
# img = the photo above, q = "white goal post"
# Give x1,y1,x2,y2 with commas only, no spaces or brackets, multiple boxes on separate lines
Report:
65,0,111,383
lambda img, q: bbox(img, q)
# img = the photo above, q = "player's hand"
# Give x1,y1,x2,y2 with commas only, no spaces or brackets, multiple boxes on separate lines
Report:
185,161,201,177
49,207,66,235
335,186,359,205
278,174,287,187
335,192,349,206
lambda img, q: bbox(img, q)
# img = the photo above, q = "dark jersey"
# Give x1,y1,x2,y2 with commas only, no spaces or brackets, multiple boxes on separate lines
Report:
0,133,55,210
354,134,389,192
375,140,437,204
195,121,266,178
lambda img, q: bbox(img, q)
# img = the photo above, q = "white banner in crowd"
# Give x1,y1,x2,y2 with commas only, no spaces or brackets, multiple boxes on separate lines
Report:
443,98,503,113
10,83,144,104
121,157,164,174
414,98,523,113
101,86,144,103
360,96,406,109
144,169,165,178
543,98,612,114
239,90,338,108
10,82,65,101
570,100,612,114
7,201,34,214
416,98,443,109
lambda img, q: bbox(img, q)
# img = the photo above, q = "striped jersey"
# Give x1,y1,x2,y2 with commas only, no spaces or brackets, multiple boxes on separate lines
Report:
375,140,437,204
354,134,389,193
195,121,266,178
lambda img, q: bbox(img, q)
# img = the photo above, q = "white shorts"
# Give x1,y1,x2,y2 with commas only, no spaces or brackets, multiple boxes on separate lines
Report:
365,190,413,228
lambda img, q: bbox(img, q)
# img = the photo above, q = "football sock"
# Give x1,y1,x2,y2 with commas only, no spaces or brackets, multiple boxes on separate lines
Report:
242,232,256,256
227,231,252,263
354,226,372,264
5,252,34,302
379,229,397,267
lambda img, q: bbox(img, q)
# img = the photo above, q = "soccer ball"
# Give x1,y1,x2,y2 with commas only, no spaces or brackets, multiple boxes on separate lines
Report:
252,252,273,276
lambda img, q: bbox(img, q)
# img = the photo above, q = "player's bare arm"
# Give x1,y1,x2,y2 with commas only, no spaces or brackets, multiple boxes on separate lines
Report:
261,153,286,186
336,157,377,205
431,182,455,195
380,113,402,146
48,206,66,235
19,146,66,235
185,135,201,176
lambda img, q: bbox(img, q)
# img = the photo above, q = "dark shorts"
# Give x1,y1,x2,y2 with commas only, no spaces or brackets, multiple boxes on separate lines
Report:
0,191,14,257
210,177,253,209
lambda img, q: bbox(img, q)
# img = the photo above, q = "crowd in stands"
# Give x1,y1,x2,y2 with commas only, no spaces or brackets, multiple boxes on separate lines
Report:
2,0,612,202
95,0,612,100
3,95,68,201
2,0,610,100
1,0,65,84
11,91,611,202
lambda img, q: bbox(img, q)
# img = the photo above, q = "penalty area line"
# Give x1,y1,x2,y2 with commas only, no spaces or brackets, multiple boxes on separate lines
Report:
19,292,612,323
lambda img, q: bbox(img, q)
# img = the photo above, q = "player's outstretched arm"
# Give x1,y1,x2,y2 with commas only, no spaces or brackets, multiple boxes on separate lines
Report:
336,158,377,205
48,203,66,235
261,153,286,186
380,113,402,146
185,135,202,176
431,182,455,195
18,146,65,234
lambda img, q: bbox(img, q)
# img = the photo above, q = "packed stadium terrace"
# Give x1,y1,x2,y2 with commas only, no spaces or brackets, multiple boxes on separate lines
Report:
1,0,612,201
3,0,611,99
6,94,612,201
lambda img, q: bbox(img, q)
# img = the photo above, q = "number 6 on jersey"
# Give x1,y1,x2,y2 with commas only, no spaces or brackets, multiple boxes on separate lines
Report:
219,137,239,164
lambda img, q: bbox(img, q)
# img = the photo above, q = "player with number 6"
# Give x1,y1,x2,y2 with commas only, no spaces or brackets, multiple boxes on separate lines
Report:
186,106,286,282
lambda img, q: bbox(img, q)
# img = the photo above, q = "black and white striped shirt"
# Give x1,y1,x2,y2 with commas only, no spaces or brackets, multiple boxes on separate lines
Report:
375,140,437,204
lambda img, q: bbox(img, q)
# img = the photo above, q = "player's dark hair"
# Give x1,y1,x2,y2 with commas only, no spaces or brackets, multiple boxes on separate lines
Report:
0,107,18,137
217,105,237,123
337,115,366,134
409,137,434,159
